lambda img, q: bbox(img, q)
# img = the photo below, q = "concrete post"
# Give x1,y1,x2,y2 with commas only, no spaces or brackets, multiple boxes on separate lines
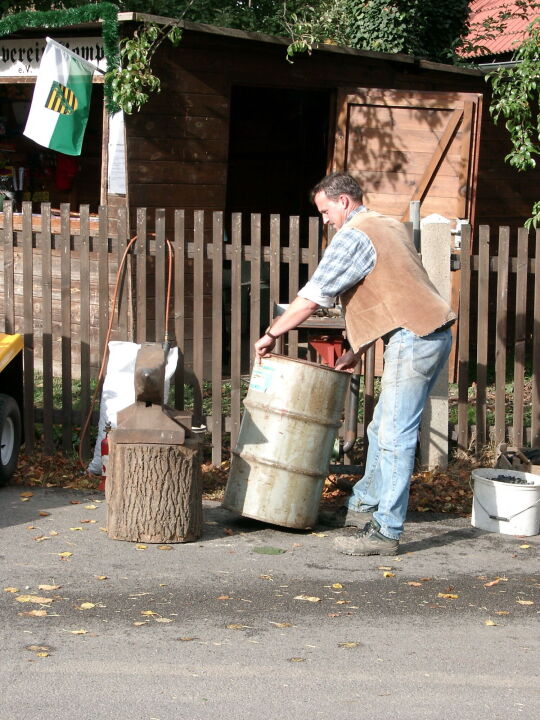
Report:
419,223,452,469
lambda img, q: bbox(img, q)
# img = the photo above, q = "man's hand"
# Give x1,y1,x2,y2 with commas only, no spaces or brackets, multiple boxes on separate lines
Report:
334,348,362,372
254,333,276,361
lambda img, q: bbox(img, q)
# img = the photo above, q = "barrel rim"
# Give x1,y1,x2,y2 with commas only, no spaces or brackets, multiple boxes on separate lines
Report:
261,353,351,376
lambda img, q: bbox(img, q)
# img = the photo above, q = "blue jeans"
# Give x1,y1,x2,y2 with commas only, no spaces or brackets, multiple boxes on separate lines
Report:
346,327,453,540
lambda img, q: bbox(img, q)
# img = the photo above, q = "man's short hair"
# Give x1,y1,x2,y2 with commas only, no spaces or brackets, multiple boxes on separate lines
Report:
311,172,363,203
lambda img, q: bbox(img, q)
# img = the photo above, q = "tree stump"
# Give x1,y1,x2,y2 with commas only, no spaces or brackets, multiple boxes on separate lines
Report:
106,436,202,543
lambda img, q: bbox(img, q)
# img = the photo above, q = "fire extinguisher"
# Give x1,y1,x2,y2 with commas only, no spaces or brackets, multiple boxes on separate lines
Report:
98,422,111,492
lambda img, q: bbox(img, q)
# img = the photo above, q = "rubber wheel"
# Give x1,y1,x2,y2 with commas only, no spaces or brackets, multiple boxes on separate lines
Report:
0,393,21,485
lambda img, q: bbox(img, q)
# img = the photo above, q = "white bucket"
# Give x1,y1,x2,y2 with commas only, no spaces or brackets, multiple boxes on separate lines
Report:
471,468,540,536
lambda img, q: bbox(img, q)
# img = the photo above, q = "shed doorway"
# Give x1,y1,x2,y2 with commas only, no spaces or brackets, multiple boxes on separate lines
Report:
226,86,331,223
224,87,331,369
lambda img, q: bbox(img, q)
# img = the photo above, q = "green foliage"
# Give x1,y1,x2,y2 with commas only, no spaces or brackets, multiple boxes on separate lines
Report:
284,0,470,62
282,1,349,61
109,23,168,114
487,17,540,228
347,0,469,62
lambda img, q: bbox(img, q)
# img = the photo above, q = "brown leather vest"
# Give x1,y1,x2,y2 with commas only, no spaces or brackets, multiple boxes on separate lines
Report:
340,211,456,351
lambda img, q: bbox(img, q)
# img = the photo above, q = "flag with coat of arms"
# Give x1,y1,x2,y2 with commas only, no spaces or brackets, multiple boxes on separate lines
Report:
24,37,97,156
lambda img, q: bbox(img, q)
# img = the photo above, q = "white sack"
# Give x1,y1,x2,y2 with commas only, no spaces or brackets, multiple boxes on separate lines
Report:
87,341,178,475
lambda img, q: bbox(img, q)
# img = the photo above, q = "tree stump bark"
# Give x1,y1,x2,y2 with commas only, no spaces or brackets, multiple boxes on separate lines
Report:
106,436,202,543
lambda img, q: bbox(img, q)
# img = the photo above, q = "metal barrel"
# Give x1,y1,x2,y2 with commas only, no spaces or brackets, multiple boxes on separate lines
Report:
223,354,350,528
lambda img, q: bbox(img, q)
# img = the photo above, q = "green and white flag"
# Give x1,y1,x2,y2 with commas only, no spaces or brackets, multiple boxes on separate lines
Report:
24,37,96,156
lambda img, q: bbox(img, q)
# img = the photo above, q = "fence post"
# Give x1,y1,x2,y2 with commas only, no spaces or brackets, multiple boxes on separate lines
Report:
419,223,452,469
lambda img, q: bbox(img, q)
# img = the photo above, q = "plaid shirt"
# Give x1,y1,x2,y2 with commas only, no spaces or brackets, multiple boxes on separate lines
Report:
298,207,376,308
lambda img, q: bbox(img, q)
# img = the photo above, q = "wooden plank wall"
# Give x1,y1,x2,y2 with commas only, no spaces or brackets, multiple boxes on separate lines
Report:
1,204,538,464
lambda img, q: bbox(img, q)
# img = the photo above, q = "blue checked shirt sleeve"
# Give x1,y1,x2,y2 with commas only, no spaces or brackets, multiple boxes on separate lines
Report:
298,226,376,307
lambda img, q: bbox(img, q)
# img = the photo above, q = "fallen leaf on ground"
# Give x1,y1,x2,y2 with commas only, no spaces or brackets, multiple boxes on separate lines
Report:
155,618,173,623
38,584,60,591
70,629,88,635
216,595,231,600
519,544,530,549
407,582,423,587
294,595,321,603
16,595,53,604
84,505,97,510
141,610,157,616
484,577,507,588
78,602,95,610
226,624,249,629
516,599,534,605
269,622,292,628
58,552,72,558
288,657,305,662
20,491,33,498
311,532,327,538
26,645,50,652
96,576,108,581
38,512,50,517
338,642,361,648
378,566,393,571
495,610,510,615
332,583,343,589
18,609,48,617
70,527,83,532
176,637,195,641
259,575,273,580
135,545,147,550
133,621,148,627
383,571,395,578
484,619,497,626
4,587,19,593
157,545,173,551
437,593,459,599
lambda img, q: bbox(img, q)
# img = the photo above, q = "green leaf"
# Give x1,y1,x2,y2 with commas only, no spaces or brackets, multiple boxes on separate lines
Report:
252,546,286,555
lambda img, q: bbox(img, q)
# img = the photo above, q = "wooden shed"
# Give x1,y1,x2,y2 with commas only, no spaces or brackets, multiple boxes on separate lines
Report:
0,12,537,382
0,11,536,237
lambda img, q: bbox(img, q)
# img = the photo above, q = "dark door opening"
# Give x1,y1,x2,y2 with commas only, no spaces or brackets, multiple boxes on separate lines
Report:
226,86,331,224
0,83,103,214
224,87,331,370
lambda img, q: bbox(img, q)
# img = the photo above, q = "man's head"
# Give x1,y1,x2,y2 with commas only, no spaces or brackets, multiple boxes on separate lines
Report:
311,173,363,230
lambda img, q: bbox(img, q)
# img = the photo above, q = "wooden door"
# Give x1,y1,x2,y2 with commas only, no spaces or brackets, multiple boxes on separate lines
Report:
332,88,483,225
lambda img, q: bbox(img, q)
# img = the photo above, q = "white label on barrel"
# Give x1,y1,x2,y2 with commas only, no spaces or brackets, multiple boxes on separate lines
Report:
250,363,275,393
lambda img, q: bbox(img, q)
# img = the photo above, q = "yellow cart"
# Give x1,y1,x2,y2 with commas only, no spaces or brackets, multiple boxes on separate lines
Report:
0,333,23,484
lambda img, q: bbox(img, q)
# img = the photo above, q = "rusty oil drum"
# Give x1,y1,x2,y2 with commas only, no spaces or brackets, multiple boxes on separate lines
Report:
222,354,350,529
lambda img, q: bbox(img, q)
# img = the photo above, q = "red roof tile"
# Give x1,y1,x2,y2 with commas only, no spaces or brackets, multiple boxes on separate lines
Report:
460,0,539,57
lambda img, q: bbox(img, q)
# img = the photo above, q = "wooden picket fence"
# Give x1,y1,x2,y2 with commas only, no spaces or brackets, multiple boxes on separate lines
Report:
0,202,538,465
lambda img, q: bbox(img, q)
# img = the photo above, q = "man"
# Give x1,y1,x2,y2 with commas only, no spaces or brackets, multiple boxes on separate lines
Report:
254,172,455,556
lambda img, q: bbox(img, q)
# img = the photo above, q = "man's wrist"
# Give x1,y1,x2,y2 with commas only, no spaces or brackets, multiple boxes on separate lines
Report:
265,328,278,341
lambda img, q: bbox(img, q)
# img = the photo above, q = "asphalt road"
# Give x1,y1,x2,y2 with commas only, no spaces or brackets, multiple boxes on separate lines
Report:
1,485,538,720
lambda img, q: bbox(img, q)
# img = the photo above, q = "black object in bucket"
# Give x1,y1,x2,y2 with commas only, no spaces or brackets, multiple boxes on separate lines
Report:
492,474,532,486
